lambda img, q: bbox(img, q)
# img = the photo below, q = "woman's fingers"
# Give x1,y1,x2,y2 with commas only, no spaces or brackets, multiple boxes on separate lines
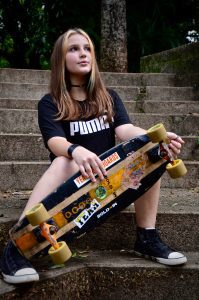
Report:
166,132,185,158
169,137,183,158
79,165,89,179
169,143,181,158
72,146,109,182
95,157,107,176
85,158,107,182
167,132,185,144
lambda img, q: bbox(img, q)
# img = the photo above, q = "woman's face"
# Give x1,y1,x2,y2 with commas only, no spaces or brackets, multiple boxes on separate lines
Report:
65,33,92,79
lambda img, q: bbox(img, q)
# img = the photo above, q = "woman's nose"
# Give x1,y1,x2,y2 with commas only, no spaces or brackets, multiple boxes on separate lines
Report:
80,48,86,57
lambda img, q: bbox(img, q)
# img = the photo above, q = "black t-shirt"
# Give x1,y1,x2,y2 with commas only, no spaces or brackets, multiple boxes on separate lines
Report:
38,89,131,161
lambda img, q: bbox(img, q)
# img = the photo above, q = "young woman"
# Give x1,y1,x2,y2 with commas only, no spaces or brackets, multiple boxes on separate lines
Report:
1,28,187,284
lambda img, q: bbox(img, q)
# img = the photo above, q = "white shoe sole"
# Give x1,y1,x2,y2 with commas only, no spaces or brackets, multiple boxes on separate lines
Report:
157,256,187,266
134,251,187,266
2,272,39,284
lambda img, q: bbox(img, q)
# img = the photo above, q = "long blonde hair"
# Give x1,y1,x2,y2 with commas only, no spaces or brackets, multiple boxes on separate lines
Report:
50,28,113,122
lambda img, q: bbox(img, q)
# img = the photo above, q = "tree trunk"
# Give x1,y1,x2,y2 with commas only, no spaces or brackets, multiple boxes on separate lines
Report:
100,0,127,72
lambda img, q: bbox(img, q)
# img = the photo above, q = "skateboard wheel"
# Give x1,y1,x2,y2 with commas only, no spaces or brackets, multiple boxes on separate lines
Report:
26,203,50,226
147,123,167,143
166,159,187,178
49,241,72,264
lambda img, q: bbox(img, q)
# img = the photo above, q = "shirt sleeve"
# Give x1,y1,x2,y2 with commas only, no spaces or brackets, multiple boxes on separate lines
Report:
108,89,132,128
38,94,66,147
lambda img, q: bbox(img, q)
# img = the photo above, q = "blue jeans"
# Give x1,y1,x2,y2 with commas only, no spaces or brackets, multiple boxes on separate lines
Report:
0,240,33,276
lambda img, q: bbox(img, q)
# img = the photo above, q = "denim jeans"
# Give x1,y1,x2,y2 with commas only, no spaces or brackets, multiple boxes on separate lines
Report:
0,240,33,275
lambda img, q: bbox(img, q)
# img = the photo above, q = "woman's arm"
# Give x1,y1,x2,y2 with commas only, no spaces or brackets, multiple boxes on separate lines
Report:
48,136,107,182
47,136,72,158
115,123,184,158
115,123,146,141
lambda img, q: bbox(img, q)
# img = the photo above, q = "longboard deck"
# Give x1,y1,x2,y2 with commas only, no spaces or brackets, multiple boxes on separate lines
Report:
10,134,167,259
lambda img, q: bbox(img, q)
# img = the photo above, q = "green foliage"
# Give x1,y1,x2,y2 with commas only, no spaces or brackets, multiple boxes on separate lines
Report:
0,0,50,68
0,0,198,70
0,57,10,68
43,0,101,60
127,0,199,71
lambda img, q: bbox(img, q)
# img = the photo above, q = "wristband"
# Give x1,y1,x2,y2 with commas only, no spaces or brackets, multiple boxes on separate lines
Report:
67,144,80,158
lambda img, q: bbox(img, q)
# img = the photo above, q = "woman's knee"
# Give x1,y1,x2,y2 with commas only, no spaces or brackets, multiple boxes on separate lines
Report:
49,156,79,177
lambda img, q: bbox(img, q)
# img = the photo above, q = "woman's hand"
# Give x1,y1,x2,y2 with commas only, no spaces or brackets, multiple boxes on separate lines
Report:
71,146,107,182
167,132,185,158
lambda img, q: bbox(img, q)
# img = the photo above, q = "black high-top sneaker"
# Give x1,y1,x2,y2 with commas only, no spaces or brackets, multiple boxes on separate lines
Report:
134,227,187,266
0,240,39,284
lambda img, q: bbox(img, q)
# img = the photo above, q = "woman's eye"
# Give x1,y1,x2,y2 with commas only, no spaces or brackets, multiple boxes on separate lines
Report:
85,46,91,52
69,46,78,52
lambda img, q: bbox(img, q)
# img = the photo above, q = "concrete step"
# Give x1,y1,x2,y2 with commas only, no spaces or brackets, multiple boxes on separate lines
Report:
0,83,198,102
0,188,198,252
0,134,198,161
130,113,199,136
0,68,50,84
0,161,49,191
113,86,199,101
1,98,198,115
0,250,198,299
0,83,48,99
124,100,199,114
0,134,48,161
0,109,39,134
103,72,199,88
0,109,198,135
1,68,198,86
0,98,38,109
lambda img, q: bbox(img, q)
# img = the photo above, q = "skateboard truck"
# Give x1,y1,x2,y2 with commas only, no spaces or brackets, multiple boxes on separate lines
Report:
40,223,59,250
159,141,172,161
147,123,187,178
25,203,72,264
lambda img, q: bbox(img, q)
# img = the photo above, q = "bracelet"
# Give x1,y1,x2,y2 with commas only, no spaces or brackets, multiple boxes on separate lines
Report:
67,144,80,158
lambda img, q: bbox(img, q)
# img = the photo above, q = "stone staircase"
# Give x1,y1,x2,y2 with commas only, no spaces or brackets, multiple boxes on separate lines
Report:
0,68,198,299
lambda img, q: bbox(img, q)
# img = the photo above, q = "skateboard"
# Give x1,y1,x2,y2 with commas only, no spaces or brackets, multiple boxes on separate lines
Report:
10,123,187,264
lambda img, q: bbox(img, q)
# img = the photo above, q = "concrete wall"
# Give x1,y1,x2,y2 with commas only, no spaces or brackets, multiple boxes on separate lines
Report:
140,42,199,74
